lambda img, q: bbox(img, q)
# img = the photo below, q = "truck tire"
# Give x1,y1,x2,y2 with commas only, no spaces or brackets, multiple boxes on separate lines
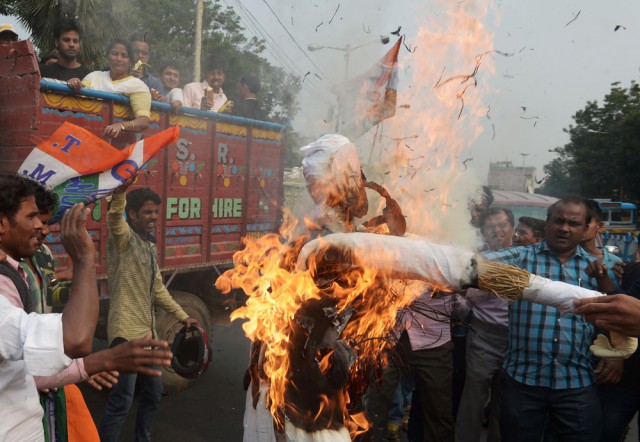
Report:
155,290,212,395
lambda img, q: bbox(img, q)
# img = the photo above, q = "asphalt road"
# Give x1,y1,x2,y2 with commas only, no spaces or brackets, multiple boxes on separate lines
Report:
81,316,250,441
80,315,640,442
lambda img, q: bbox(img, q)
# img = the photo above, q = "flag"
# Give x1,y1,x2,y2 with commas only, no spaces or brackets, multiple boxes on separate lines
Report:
19,122,180,222
333,37,402,138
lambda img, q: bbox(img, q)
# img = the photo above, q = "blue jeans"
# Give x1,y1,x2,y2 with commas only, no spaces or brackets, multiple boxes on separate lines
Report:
388,372,414,424
599,384,640,442
98,371,163,442
499,370,601,442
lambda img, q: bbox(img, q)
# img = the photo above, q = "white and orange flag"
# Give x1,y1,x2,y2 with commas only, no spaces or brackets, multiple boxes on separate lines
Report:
19,122,179,222
333,37,402,138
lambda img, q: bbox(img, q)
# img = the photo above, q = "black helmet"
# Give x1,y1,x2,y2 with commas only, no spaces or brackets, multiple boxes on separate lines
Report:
171,324,212,379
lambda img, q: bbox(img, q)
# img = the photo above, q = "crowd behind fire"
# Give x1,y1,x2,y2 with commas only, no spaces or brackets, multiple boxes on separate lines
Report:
2,17,640,442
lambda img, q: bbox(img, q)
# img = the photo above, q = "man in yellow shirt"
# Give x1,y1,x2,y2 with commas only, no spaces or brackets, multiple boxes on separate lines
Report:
99,180,198,442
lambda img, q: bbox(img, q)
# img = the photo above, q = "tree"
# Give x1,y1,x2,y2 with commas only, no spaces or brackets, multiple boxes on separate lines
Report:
6,0,136,69
538,81,640,202
128,0,300,121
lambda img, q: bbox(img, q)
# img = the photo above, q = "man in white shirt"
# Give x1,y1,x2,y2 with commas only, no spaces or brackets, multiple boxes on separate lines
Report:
158,63,185,112
0,173,98,441
183,55,233,113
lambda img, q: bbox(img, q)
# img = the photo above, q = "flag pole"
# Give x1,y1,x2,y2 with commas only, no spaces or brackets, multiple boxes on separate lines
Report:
193,0,204,82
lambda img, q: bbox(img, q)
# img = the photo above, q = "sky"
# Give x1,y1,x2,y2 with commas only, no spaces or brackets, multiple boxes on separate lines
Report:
3,1,639,186
218,0,640,183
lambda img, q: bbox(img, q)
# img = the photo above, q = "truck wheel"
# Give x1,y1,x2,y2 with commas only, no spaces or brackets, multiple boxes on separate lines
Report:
155,290,212,395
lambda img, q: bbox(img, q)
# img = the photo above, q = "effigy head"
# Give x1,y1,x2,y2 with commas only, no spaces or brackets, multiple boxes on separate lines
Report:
301,134,368,232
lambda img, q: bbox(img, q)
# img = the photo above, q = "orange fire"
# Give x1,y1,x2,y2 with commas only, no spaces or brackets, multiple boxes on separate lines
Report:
363,0,495,246
216,210,425,436
217,0,496,437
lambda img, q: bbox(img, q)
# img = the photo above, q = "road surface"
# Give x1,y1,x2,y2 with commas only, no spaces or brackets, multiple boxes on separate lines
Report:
81,317,250,441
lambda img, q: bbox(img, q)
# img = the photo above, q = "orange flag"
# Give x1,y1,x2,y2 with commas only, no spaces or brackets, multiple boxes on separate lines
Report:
19,122,180,222
333,37,402,138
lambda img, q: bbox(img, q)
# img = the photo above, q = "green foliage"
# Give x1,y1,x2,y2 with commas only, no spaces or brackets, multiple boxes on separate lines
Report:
129,0,299,121
6,0,300,122
7,0,136,70
539,81,640,201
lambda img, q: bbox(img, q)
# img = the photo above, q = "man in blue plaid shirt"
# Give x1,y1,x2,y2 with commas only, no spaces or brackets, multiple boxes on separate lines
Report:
484,195,604,442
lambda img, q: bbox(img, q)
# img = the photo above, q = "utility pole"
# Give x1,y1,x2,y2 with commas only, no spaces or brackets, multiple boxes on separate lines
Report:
194,0,204,82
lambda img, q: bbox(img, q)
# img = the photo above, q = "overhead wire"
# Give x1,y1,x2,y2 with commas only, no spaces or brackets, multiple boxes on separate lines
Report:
223,0,330,103
259,0,331,80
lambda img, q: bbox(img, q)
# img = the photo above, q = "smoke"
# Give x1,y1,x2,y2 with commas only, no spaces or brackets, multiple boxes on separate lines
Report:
279,0,496,248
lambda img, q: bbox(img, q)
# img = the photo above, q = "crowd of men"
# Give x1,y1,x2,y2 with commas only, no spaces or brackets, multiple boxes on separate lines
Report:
34,20,267,120
367,191,640,442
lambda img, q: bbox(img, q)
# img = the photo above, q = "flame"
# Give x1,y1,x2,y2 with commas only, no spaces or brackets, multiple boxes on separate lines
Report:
216,211,422,436
363,0,495,247
217,0,497,437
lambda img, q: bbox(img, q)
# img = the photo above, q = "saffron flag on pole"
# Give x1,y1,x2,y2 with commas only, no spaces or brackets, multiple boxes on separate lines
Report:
333,37,402,138
19,122,180,222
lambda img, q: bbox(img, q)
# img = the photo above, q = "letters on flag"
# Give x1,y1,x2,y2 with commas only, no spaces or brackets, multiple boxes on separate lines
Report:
19,122,180,222
333,37,402,138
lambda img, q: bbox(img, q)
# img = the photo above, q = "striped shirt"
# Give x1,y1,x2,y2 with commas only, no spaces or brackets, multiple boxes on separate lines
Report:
483,241,598,389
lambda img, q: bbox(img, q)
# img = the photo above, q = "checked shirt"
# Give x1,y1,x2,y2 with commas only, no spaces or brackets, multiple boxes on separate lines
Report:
483,241,598,389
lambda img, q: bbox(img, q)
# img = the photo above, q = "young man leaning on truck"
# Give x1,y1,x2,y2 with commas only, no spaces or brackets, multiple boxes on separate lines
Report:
39,19,91,82
99,179,199,442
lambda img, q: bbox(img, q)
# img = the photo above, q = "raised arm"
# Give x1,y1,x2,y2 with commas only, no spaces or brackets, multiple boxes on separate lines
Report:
59,203,98,358
34,332,173,390
107,180,134,251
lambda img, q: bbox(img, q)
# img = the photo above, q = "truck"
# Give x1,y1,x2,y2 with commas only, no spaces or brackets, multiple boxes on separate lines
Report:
0,39,286,393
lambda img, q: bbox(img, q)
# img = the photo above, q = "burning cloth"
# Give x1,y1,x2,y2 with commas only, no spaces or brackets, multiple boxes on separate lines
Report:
222,134,409,441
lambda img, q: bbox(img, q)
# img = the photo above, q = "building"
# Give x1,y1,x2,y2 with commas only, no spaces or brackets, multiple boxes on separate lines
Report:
487,161,536,193
491,190,558,220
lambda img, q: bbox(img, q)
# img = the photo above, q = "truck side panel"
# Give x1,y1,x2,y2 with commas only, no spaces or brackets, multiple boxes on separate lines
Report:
0,39,285,280
164,114,213,268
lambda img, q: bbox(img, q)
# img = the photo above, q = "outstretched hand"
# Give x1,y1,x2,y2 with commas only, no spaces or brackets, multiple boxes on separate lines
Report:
585,260,609,280
574,294,640,337
595,358,623,384
66,78,83,93
584,260,616,293
104,332,173,376
113,174,137,195
183,317,200,330
87,371,119,391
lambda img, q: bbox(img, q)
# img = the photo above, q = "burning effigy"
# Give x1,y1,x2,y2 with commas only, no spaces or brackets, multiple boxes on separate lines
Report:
216,134,414,441
217,135,636,442
297,233,638,360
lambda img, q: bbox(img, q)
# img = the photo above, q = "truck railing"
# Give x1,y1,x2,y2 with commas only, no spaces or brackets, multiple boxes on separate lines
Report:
40,79,284,130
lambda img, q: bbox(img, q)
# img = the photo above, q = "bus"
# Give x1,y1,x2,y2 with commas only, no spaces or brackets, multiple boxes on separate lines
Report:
596,200,638,234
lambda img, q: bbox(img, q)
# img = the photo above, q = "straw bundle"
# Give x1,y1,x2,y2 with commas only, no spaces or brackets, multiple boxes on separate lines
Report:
477,259,531,301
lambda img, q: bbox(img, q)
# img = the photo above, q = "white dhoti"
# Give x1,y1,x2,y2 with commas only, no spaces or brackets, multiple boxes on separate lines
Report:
243,381,277,442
